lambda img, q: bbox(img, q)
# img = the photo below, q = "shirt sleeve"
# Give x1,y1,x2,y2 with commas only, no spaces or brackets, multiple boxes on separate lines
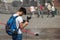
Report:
17,16,23,23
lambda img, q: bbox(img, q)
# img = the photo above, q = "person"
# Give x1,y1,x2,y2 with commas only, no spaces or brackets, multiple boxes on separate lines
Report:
4,0,9,11
45,2,48,10
51,5,55,17
38,4,44,18
47,3,52,17
20,0,23,6
12,7,28,40
45,2,48,7
30,6,36,17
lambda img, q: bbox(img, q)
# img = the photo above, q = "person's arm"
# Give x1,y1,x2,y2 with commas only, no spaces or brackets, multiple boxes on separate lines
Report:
17,16,28,29
19,21,28,29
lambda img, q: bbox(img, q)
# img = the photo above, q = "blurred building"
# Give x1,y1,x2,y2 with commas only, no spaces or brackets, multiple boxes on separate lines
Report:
39,0,60,8
54,0,60,7
0,0,60,7
1,0,23,3
1,0,14,3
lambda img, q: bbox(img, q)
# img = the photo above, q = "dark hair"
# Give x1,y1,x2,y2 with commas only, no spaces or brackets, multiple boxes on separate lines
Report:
18,7,26,15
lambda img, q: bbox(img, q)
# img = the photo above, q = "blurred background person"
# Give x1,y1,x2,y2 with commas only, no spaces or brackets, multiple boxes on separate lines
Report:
47,3,52,17
29,6,36,17
51,4,55,17
38,4,44,18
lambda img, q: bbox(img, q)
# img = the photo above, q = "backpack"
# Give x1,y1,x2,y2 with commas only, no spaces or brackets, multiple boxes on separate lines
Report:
5,15,18,36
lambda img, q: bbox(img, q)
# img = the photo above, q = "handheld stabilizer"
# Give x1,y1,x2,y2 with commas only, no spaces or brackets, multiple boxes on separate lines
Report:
23,16,31,23
23,16,40,36
27,16,31,22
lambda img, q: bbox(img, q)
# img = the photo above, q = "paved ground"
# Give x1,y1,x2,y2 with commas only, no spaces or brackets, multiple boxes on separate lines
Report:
0,14,60,40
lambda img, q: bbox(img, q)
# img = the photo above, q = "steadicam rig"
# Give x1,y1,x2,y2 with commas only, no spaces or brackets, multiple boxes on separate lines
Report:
23,16,31,23
22,16,40,36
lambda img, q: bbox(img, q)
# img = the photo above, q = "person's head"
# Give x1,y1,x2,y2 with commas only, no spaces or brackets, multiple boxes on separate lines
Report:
17,7,26,16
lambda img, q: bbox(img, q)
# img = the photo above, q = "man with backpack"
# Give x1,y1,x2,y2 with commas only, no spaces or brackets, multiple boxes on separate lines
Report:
6,7,28,40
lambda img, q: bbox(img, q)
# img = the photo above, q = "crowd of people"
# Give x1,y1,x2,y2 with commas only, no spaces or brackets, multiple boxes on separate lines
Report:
27,1,57,18
45,1,55,17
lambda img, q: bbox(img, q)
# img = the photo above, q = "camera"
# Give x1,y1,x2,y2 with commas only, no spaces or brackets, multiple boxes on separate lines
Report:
23,16,31,23
27,16,31,22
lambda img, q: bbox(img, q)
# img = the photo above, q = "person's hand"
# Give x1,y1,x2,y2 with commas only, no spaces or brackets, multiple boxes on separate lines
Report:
25,21,28,25
22,21,28,29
